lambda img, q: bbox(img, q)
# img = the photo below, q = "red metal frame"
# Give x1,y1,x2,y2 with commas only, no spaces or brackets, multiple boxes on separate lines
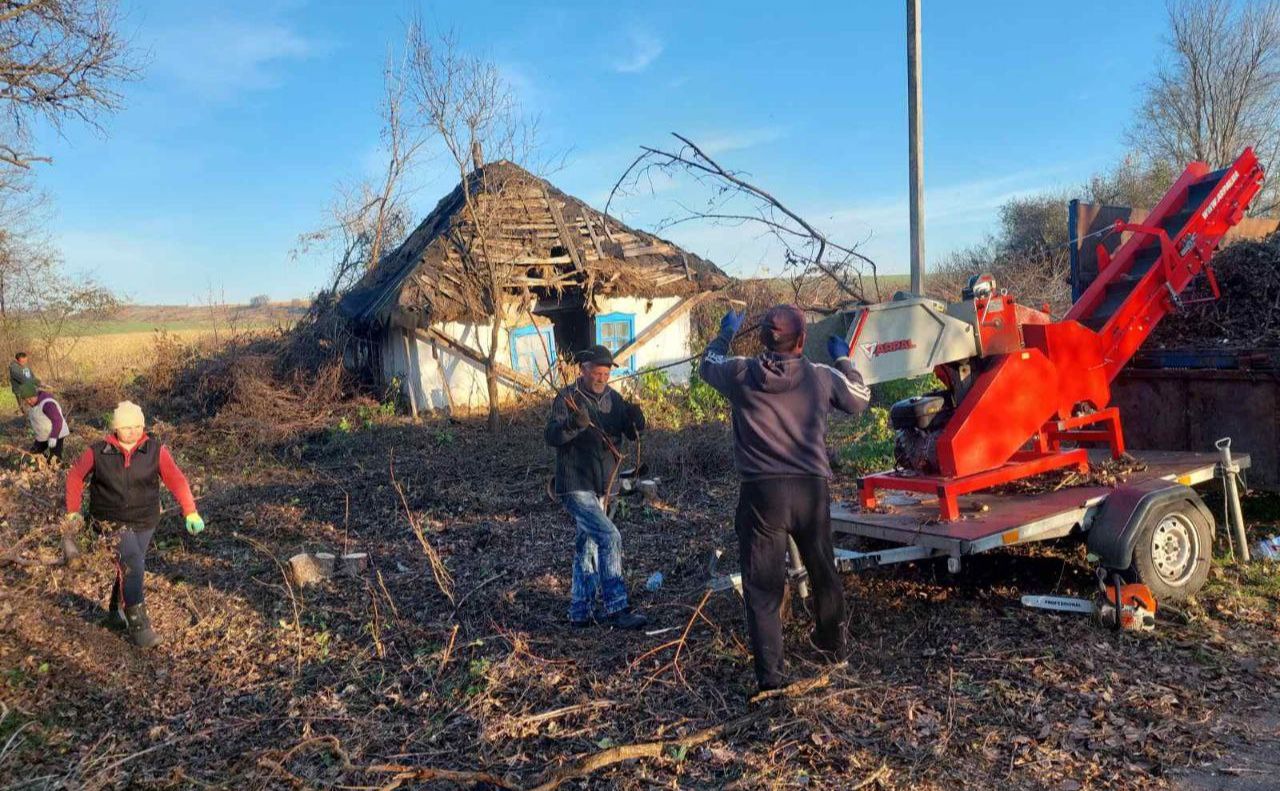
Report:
861,409,1123,521
859,451,1091,522
861,150,1263,521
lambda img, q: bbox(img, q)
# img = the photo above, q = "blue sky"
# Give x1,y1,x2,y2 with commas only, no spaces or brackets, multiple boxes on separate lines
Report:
31,0,1171,304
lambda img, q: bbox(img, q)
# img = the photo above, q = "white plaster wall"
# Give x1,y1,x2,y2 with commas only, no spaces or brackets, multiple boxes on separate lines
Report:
379,295,699,411
597,295,695,384
382,322,540,412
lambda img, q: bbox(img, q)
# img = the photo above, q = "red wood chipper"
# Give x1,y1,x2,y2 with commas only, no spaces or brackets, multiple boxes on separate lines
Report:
850,149,1266,520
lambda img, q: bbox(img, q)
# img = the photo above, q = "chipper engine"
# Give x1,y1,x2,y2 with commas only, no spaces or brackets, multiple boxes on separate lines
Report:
845,149,1266,520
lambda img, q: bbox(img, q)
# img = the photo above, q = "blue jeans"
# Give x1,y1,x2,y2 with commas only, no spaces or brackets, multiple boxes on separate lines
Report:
561,491,630,621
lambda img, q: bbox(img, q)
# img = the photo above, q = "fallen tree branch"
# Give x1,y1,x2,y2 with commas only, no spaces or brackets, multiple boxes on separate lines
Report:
364,675,831,791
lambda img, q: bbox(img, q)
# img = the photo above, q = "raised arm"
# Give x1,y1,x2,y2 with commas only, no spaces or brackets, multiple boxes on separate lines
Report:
825,335,872,416
698,310,748,396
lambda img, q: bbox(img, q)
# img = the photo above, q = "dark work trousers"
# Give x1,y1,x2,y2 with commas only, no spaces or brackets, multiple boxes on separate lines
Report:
735,476,845,689
30,437,65,462
95,519,158,607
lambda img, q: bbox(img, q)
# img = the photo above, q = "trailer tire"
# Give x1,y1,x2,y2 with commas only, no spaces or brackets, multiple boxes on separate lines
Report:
1125,500,1213,602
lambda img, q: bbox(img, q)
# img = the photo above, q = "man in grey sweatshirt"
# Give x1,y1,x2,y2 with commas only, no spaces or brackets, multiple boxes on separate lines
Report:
699,304,870,692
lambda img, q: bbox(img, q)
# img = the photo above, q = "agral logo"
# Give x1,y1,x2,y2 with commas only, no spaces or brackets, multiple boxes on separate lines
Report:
860,339,917,357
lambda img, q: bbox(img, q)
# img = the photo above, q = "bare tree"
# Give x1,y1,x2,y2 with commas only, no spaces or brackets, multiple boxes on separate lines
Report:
1128,0,1280,211
607,132,881,308
12,252,119,379
294,48,423,296
0,0,138,174
404,22,536,432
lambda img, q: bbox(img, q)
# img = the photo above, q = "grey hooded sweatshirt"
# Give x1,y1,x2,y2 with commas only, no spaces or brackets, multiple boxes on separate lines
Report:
698,330,871,480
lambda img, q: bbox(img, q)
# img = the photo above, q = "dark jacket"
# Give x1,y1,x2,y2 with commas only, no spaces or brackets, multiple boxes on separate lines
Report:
545,381,645,495
9,361,37,393
698,329,871,479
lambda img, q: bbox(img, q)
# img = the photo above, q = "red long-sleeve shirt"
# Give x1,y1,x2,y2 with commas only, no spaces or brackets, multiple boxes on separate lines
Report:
65,434,197,516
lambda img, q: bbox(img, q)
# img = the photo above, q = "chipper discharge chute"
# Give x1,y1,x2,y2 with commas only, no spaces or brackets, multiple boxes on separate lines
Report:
845,149,1266,520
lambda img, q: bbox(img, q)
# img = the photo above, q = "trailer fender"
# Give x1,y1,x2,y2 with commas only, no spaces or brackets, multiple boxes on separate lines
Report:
1086,479,1214,571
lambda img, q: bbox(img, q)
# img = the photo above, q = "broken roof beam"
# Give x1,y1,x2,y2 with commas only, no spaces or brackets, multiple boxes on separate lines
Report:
545,194,587,274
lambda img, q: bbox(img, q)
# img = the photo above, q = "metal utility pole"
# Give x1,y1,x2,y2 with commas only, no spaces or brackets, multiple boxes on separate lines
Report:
907,0,925,296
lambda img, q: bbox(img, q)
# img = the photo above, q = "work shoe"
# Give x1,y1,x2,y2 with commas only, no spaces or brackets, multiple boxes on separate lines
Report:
124,604,162,649
808,630,848,665
101,583,126,631
603,607,648,630
569,614,596,628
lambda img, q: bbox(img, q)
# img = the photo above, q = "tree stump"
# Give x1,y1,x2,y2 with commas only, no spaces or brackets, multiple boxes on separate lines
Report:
340,553,369,576
288,553,333,587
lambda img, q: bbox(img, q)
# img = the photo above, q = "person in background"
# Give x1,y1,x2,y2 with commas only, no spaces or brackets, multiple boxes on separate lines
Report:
698,304,871,693
18,382,70,462
63,401,206,648
9,352,38,416
544,344,648,630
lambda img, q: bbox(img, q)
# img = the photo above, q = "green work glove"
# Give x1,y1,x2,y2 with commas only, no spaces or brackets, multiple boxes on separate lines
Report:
185,513,205,536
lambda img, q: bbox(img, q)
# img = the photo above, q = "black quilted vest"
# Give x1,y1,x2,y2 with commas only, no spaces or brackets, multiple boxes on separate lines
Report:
88,438,163,524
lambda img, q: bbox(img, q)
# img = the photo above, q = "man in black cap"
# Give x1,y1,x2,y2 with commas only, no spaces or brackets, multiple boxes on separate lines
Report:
699,304,871,692
544,344,648,629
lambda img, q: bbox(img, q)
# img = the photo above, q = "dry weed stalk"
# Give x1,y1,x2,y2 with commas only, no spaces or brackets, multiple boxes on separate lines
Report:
232,531,304,674
388,450,455,604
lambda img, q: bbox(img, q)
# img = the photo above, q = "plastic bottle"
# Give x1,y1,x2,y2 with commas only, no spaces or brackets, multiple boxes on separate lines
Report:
645,572,664,592
1254,536,1280,560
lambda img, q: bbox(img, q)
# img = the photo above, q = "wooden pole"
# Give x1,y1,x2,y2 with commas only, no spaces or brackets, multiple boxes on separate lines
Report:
400,332,420,419
907,0,926,296
431,340,455,417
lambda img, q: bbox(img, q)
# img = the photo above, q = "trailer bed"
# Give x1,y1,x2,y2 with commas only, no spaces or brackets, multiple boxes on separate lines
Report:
832,450,1245,556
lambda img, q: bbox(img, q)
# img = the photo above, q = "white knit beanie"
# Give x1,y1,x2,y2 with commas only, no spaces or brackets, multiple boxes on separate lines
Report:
111,401,145,429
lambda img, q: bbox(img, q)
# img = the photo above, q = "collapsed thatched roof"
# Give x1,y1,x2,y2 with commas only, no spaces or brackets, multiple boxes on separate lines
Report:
339,160,729,329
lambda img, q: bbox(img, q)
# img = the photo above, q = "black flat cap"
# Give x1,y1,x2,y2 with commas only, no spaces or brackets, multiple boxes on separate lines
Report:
577,344,617,367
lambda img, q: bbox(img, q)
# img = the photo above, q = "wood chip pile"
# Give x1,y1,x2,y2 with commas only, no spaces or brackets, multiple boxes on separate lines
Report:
1149,231,1280,349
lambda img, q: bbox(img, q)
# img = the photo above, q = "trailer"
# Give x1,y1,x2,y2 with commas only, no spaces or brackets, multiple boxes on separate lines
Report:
712,446,1250,603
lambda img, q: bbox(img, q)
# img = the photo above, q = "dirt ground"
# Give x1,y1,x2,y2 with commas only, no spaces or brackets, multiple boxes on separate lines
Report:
1,402,1279,790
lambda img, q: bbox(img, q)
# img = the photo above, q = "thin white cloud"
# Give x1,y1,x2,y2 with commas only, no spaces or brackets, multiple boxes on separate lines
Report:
611,28,663,73
153,17,320,101
696,127,788,155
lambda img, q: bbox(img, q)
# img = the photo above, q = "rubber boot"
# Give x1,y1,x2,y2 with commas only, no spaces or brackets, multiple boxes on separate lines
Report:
124,603,161,648
60,527,81,566
101,581,127,631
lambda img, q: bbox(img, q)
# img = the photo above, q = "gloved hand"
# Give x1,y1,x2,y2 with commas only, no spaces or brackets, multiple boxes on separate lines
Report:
828,335,851,361
624,402,646,437
570,405,591,429
61,513,83,564
185,513,205,536
46,437,56,449
720,310,746,336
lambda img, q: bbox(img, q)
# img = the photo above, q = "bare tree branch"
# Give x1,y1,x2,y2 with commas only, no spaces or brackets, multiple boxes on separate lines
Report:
607,132,880,306
1128,0,1280,212
0,0,140,173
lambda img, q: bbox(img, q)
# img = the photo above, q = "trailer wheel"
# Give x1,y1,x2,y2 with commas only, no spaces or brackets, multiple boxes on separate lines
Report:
1126,501,1212,601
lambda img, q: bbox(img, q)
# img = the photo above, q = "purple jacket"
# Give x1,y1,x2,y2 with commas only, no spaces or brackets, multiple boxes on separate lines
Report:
699,331,870,479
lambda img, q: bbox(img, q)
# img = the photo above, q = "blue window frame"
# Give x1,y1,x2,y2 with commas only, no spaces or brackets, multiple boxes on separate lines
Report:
595,311,635,373
510,325,556,377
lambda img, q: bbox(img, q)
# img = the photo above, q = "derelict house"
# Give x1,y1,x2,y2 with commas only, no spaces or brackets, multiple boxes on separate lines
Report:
338,160,729,412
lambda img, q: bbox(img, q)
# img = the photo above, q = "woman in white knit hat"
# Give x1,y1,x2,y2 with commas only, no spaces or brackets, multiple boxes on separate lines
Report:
62,401,206,648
